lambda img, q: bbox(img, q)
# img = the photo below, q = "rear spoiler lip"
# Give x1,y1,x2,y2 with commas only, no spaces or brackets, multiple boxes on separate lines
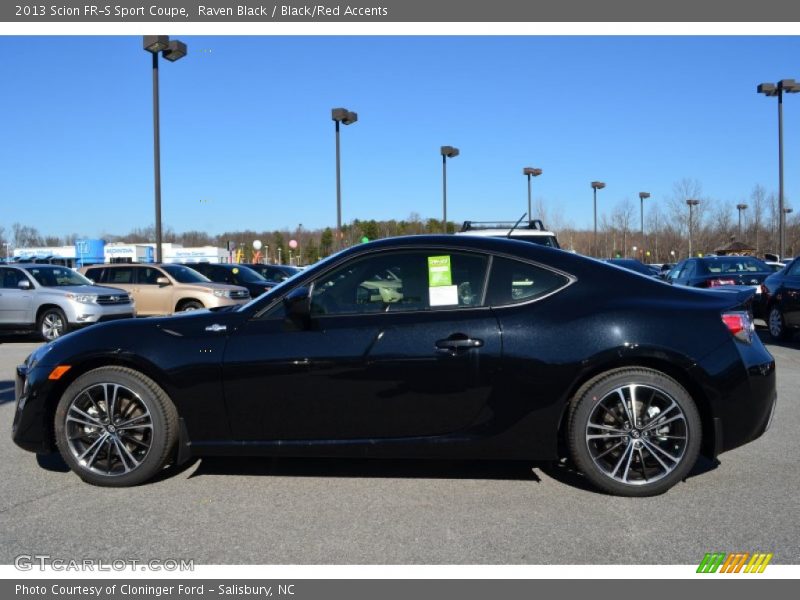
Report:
708,285,758,311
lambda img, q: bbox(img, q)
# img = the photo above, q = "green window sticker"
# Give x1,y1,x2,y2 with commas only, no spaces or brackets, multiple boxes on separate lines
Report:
428,255,452,287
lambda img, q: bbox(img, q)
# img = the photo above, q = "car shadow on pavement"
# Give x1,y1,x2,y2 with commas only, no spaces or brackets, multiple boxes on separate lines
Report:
539,454,721,495
756,328,798,348
0,380,16,405
0,333,40,344
188,456,543,483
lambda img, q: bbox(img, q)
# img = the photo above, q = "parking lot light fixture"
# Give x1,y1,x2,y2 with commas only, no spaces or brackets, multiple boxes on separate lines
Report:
523,167,543,223
143,35,188,263
441,146,460,233
638,192,650,248
758,79,800,260
591,181,606,257
736,203,748,238
686,199,700,257
332,107,358,249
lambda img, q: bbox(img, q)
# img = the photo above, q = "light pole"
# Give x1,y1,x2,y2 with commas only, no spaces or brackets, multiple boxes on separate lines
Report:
736,203,748,238
523,167,542,222
332,107,358,250
3,242,10,262
143,36,187,264
441,146,460,233
591,181,606,256
758,79,800,259
687,199,700,258
639,192,650,250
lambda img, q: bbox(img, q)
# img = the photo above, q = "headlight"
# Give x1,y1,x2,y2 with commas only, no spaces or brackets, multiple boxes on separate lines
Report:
66,293,98,304
213,289,231,298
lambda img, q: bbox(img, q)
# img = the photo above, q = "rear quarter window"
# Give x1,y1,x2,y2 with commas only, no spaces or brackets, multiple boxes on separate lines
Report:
486,256,570,306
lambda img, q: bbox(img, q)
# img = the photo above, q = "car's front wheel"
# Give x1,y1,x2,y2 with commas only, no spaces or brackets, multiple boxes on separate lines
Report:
38,307,69,341
567,367,701,497
768,306,791,341
54,367,178,486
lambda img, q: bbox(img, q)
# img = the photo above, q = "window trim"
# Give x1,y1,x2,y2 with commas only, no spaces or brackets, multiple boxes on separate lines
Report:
484,253,576,309
250,245,576,320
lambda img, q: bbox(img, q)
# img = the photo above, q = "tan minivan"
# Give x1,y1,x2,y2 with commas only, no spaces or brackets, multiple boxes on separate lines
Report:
80,263,250,316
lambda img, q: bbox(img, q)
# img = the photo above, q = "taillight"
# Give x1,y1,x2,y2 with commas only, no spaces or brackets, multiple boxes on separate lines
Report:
722,311,754,344
702,278,736,288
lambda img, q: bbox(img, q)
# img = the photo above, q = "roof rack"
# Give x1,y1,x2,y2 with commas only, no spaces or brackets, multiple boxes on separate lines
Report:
460,219,547,232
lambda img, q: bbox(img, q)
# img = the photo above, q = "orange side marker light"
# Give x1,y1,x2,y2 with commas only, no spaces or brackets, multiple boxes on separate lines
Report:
48,366,72,380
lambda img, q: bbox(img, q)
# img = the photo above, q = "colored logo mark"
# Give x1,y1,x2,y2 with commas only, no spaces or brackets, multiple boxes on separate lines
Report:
697,552,773,573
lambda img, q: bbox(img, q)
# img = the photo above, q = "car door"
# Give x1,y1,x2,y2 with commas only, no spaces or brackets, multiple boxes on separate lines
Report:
222,249,501,441
134,266,172,316
0,267,35,325
780,259,800,326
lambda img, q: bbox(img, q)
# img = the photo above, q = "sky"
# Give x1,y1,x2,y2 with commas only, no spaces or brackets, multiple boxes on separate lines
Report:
2,35,800,240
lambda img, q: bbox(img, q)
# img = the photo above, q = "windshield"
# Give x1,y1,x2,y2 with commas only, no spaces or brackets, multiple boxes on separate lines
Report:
233,266,267,283
26,266,93,287
162,264,212,284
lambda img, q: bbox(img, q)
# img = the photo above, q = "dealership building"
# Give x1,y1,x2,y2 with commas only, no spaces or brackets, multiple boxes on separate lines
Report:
12,239,230,267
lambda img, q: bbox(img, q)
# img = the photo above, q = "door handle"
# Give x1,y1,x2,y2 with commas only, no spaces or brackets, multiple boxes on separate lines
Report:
435,334,484,355
205,323,227,333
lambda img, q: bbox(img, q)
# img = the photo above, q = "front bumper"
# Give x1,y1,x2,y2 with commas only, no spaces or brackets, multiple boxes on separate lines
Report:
12,364,59,454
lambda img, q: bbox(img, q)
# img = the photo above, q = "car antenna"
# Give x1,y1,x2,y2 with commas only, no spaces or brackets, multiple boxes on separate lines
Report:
506,213,527,238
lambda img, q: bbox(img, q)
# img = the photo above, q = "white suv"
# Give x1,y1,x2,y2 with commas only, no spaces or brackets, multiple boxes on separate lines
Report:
0,264,135,341
456,219,561,248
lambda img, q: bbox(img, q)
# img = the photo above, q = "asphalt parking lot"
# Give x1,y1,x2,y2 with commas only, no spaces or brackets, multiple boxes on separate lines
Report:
0,332,798,565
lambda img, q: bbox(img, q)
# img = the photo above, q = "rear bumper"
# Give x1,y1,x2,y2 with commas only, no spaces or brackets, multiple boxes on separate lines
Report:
695,337,777,457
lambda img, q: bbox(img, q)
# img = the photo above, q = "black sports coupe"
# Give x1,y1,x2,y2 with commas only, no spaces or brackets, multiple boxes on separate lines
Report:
12,236,776,496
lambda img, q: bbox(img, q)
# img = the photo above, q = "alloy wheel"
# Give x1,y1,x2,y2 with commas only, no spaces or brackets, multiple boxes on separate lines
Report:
64,383,153,476
585,384,689,486
41,313,65,340
769,308,784,339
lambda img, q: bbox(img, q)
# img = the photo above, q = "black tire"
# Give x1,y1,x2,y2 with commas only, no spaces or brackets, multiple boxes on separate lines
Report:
37,307,69,341
178,299,203,312
567,367,701,497
768,306,791,341
54,366,178,487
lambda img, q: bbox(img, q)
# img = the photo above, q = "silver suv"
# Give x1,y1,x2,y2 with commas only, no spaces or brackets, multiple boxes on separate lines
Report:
0,264,135,341
456,219,561,248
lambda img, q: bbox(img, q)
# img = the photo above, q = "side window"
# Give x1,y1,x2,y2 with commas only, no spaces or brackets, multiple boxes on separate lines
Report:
1,268,26,289
107,267,134,284
310,251,489,316
85,268,104,283
138,267,161,285
213,267,234,284
681,261,697,279
786,259,800,278
486,256,570,306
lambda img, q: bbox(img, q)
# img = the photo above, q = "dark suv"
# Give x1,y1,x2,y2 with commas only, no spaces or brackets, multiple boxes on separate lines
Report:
189,263,276,299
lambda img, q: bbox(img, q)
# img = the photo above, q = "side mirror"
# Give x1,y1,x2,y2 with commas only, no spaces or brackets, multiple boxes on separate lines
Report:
156,276,171,287
17,279,32,290
283,286,311,330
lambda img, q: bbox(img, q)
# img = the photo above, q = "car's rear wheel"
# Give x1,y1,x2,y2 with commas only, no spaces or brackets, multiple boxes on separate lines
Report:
38,307,69,341
768,306,791,341
54,367,178,487
567,367,701,497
